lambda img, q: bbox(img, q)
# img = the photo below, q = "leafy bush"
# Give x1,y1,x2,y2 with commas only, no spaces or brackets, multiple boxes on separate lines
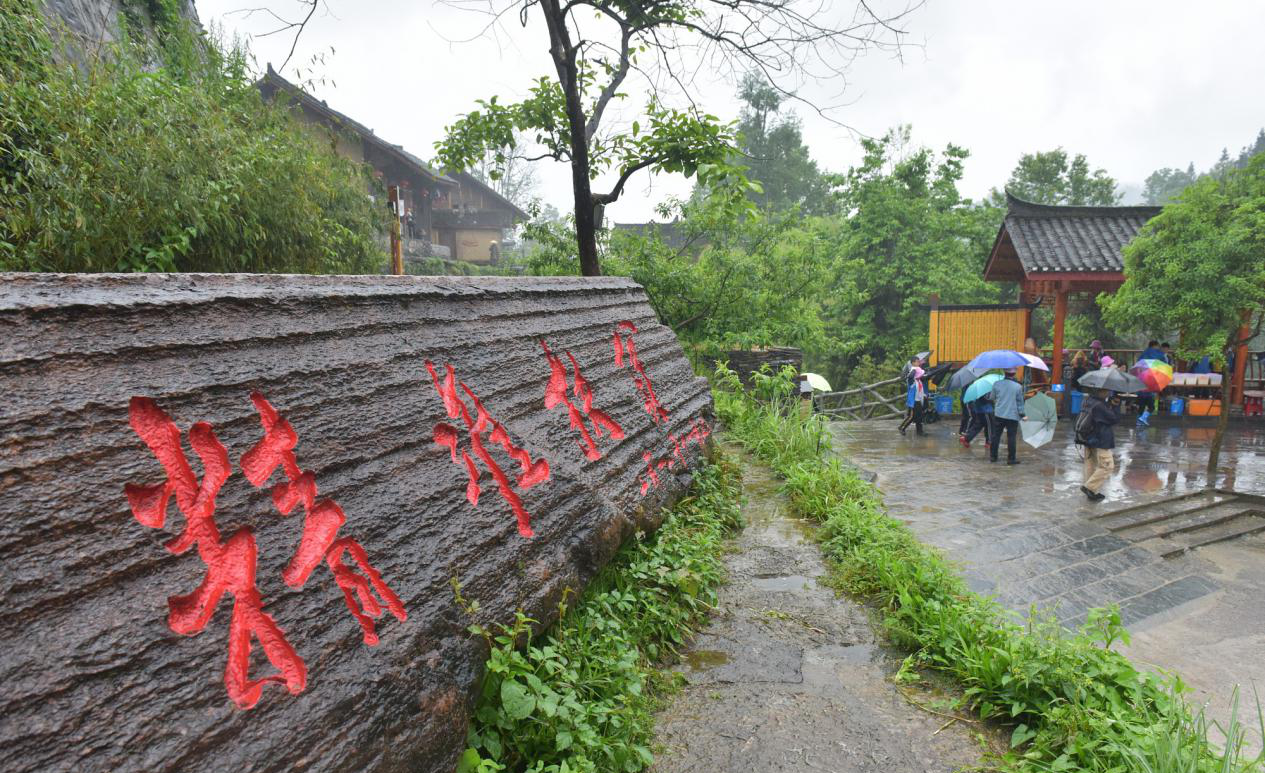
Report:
456,452,743,772
0,0,384,273
714,364,1264,772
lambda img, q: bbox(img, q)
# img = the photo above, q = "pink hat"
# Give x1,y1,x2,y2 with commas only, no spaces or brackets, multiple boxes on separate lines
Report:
1101,356,1114,367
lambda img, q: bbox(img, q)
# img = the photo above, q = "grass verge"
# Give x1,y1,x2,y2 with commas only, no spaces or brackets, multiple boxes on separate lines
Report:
715,364,1263,772
455,450,743,772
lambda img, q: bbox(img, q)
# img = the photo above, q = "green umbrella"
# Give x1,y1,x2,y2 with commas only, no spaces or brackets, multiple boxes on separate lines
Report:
963,373,1003,404
1020,392,1058,448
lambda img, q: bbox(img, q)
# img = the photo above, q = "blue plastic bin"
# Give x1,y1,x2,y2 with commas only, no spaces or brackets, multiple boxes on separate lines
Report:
1170,397,1184,416
934,394,954,415
1069,391,1085,415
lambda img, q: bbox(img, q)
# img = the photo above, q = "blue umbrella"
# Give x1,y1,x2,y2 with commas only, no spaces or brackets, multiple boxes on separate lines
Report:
966,349,1032,370
963,373,1003,403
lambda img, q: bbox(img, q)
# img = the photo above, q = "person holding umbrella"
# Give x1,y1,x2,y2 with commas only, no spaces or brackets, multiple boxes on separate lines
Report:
899,365,927,436
1077,389,1120,501
989,368,1026,464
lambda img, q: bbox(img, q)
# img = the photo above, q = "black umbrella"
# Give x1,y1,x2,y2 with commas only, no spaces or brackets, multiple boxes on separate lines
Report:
923,362,953,388
947,366,988,392
1077,367,1147,392
915,350,932,362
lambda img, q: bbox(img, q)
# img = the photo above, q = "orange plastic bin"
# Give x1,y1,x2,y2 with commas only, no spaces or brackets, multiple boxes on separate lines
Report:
1187,398,1222,417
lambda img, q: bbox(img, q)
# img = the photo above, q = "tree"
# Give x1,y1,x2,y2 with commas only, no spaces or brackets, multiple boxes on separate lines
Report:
434,0,916,276
1142,163,1198,205
471,131,539,212
1101,154,1265,488
996,148,1119,205
725,73,835,215
826,126,1003,383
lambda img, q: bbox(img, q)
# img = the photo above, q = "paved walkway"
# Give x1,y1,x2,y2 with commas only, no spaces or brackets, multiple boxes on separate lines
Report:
829,416,1265,727
653,445,989,772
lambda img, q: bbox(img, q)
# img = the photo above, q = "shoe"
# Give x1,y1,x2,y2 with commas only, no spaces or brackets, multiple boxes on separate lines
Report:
916,430,926,436
1092,491,1106,502
959,435,969,448
1081,486,1104,502
899,426,906,436
1007,459,1021,465
989,457,998,463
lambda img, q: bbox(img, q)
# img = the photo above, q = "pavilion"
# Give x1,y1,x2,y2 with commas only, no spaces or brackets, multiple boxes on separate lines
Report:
981,193,1254,406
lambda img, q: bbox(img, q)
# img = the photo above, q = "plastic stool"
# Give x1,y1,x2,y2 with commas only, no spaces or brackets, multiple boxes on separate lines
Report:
1245,391,1264,418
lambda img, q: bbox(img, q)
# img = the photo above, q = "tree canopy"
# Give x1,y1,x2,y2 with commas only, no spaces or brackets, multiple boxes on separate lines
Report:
433,0,915,275
996,148,1119,205
725,73,836,215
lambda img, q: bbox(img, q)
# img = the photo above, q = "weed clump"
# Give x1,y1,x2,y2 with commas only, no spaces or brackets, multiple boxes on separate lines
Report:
456,452,743,772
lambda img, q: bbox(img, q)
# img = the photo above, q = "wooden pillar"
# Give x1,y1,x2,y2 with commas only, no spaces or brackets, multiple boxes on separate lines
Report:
1051,287,1068,407
388,185,404,276
927,294,940,366
1231,311,1251,405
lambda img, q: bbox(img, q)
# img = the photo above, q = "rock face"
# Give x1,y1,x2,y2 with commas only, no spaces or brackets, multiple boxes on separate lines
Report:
0,273,712,771
39,0,200,62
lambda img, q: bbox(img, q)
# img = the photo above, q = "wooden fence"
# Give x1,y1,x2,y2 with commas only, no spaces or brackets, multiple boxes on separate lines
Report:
814,376,907,420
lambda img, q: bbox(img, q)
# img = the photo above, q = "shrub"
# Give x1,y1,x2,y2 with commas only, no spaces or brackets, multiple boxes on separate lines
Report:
456,452,743,772
0,0,384,273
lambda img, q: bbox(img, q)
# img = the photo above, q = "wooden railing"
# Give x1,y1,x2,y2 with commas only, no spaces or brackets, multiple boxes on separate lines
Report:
814,376,906,420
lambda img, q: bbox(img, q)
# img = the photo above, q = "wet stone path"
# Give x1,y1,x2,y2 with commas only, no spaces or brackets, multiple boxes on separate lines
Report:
828,417,1265,728
652,445,986,772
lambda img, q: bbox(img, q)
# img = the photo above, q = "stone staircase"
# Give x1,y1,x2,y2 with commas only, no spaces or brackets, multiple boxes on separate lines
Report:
1094,491,1265,559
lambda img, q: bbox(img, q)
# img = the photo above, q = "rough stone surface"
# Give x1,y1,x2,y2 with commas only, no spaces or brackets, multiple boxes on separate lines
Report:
0,273,712,772
40,0,200,62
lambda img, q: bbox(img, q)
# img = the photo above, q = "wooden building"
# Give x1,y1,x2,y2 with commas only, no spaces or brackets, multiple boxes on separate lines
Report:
431,172,528,265
258,66,527,264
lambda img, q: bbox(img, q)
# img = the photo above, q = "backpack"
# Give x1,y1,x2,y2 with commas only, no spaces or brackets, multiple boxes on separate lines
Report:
1074,400,1096,445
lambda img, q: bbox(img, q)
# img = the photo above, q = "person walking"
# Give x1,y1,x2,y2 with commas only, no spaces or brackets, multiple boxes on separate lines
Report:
960,392,992,449
1078,389,1120,501
899,365,927,436
989,368,1025,464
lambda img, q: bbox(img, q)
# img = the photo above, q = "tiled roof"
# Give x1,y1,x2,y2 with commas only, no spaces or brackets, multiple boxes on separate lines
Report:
258,66,456,186
1003,193,1161,274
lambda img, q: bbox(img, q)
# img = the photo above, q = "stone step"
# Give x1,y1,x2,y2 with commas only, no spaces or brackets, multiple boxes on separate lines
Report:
1111,500,1252,542
1051,573,1219,630
1154,515,1265,559
1098,492,1238,532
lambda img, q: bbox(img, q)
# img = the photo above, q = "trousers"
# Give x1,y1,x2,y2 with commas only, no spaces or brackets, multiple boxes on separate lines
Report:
1083,447,1114,493
990,417,1018,461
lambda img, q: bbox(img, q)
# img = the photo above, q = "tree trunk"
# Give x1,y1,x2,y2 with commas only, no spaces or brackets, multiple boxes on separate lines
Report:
1205,359,1232,490
539,0,602,277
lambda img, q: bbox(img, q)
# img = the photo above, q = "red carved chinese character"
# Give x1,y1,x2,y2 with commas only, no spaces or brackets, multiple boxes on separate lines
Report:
241,392,406,646
613,320,669,424
124,397,306,709
541,340,625,461
426,361,551,538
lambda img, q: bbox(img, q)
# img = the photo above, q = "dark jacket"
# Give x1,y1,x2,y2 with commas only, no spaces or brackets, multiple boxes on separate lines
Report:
1083,396,1119,449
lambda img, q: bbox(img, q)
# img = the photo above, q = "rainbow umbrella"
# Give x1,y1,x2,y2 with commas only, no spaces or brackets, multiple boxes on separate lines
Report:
1130,359,1173,392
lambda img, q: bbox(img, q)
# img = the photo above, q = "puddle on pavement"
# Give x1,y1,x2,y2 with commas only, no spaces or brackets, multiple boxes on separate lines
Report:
684,649,730,671
751,574,815,592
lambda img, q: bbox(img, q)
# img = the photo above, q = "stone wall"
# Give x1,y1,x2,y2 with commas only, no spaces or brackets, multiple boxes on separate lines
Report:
0,273,712,771
717,346,804,385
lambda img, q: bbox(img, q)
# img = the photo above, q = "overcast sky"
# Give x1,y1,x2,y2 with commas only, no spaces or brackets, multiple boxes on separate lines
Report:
195,0,1265,221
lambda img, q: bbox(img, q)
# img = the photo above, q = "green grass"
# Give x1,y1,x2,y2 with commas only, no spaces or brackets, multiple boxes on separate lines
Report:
455,451,744,773
714,364,1263,773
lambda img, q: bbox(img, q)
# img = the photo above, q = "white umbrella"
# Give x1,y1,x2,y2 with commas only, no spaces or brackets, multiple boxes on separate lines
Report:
801,372,832,392
1020,393,1057,448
